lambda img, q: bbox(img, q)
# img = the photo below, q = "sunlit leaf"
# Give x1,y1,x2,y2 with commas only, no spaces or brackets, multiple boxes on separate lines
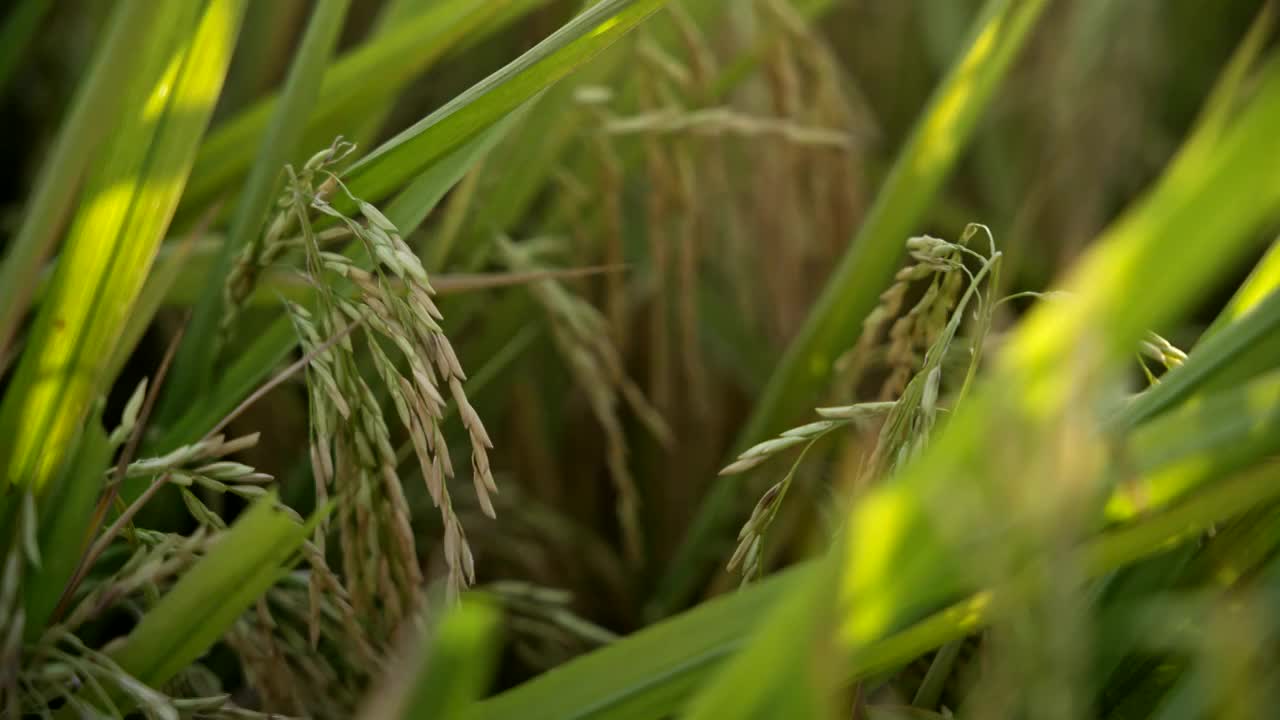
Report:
0,0,246,493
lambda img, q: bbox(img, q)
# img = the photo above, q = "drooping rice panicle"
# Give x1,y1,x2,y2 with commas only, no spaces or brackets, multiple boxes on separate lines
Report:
274,156,497,604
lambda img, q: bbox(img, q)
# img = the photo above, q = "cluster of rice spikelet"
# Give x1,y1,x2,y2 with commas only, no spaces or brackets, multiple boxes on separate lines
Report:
12,628,191,718
838,235,974,403
222,138,355,344
0,376,321,718
225,573,380,718
276,161,494,612
1139,330,1187,382
721,401,893,581
123,431,276,530
723,229,1004,581
857,232,1001,479
488,580,618,670
58,530,211,636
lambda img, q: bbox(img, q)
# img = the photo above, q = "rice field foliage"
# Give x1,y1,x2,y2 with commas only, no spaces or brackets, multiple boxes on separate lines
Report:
1,0,1279,718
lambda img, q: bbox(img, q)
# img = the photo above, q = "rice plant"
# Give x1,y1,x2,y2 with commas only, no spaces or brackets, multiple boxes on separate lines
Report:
1,0,1279,718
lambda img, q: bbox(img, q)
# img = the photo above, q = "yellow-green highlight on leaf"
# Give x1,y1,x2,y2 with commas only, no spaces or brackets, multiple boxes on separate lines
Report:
0,0,246,492
1213,239,1280,332
103,218,211,389
0,0,163,362
653,0,1052,618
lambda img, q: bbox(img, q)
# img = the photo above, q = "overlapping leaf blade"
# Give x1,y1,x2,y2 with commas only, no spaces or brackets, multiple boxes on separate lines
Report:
0,0,246,494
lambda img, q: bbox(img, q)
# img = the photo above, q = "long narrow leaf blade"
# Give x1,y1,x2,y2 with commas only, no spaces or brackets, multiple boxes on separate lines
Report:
21,421,112,639
0,0,246,492
0,0,165,359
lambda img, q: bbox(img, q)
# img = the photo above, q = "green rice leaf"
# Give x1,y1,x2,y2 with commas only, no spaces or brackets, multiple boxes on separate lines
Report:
0,0,246,493
0,0,168,360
